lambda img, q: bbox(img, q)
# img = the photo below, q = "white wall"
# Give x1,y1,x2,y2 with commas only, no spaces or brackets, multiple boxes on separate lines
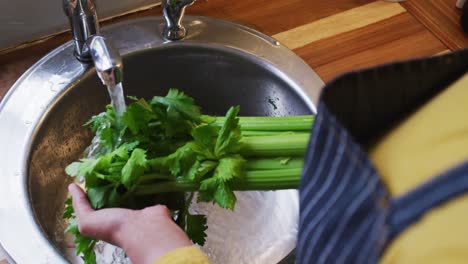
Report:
0,0,159,51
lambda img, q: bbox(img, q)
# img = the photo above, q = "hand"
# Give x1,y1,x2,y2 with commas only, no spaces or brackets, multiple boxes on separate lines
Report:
68,183,192,264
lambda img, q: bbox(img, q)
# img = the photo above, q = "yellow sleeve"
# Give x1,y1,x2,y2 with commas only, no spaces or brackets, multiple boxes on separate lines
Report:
370,72,468,197
154,246,211,264
370,73,468,264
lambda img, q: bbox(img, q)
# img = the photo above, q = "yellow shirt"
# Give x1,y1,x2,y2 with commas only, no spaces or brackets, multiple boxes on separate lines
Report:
371,73,468,263
155,246,211,264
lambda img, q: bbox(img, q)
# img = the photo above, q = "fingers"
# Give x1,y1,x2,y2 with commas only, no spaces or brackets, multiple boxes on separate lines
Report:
68,183,94,219
67,183,184,254
68,183,131,244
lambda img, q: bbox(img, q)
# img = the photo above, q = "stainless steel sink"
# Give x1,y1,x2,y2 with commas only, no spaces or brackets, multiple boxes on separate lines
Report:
0,16,323,263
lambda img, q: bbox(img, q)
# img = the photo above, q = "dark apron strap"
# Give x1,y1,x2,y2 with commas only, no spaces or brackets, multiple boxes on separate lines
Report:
388,161,468,241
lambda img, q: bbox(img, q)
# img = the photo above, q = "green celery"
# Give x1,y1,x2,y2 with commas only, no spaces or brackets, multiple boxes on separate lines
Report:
246,158,304,170
64,89,315,264
241,131,309,137
240,133,309,156
204,115,314,131
134,168,302,195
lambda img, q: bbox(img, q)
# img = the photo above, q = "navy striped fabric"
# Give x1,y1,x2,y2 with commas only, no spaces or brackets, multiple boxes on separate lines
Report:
297,103,390,264
297,102,468,264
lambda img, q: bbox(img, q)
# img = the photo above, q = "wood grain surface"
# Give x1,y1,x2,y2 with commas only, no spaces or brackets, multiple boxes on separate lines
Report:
402,0,468,50
0,0,467,262
296,12,447,81
274,1,406,50
188,0,376,35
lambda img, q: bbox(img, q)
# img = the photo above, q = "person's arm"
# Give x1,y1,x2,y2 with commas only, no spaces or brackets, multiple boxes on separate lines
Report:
68,183,210,264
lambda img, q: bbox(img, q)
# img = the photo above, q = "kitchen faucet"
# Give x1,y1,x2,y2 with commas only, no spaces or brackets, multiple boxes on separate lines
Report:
63,0,196,85
63,0,122,87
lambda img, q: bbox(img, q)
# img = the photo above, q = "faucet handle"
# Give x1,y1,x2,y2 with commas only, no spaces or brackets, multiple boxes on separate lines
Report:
63,0,100,61
162,0,196,41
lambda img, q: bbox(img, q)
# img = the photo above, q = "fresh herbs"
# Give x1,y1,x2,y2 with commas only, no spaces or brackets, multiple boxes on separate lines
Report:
64,89,314,263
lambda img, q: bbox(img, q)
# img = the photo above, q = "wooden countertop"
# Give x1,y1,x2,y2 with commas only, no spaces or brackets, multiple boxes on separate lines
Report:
0,0,467,262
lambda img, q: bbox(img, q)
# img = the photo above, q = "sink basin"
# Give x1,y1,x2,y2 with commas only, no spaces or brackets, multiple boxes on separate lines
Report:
0,16,323,263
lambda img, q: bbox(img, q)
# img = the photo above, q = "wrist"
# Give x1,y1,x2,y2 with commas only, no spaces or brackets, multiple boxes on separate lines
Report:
115,212,192,264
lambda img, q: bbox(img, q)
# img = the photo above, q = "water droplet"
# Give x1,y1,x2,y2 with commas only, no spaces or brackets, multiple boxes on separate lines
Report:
274,41,281,46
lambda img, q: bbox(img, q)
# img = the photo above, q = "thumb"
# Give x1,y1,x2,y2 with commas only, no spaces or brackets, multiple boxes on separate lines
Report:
68,183,103,238
68,183,94,219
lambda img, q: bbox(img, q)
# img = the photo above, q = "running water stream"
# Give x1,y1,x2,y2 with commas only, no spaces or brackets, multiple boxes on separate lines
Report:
107,83,127,118
83,83,127,158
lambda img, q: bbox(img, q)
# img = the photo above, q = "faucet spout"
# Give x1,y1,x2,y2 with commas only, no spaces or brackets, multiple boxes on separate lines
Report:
86,36,123,87
63,0,99,61
162,0,196,40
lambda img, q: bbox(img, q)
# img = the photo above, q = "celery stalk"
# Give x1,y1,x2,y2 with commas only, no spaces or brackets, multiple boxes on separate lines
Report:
134,168,302,196
240,133,309,156
203,115,314,131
